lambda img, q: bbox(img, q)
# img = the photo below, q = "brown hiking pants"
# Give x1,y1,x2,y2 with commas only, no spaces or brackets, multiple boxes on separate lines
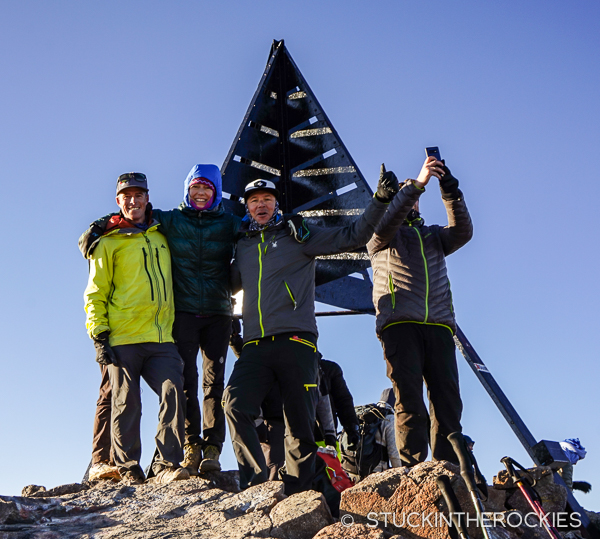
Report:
91,364,112,465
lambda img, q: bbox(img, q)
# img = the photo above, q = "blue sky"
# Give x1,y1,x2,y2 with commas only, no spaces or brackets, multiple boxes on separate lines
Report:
1,0,599,511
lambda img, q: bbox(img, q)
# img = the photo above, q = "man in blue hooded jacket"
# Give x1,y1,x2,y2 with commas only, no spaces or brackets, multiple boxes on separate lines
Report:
80,164,241,475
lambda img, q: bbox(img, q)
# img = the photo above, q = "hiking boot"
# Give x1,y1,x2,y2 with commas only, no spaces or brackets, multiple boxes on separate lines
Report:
200,445,221,473
120,468,146,486
154,466,190,484
89,462,121,482
181,443,203,476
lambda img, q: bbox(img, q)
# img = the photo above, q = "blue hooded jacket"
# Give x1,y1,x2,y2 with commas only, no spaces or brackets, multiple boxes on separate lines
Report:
148,164,241,315
184,164,223,212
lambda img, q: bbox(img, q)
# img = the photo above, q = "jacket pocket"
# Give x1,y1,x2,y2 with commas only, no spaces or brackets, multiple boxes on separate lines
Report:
388,273,396,310
142,247,154,301
155,247,168,300
284,280,298,310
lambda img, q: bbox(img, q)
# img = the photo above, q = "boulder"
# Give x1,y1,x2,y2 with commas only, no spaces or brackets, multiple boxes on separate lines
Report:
340,461,480,539
270,490,334,539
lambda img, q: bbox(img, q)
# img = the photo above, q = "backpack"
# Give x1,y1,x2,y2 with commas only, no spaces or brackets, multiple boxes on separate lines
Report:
339,403,392,481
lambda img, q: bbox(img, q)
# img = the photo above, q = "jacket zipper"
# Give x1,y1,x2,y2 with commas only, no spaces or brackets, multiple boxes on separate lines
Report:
411,224,429,323
284,281,297,310
257,232,265,337
144,235,163,342
142,248,154,301
388,273,395,310
155,247,168,300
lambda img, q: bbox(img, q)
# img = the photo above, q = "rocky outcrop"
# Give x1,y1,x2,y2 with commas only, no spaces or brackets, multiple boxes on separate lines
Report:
0,475,328,539
2,464,596,539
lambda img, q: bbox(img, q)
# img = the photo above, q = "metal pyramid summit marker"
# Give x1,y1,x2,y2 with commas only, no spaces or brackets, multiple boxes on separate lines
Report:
221,39,375,312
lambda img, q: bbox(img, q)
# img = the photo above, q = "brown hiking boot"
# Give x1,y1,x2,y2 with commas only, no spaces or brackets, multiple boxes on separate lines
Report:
200,444,221,473
154,466,190,484
89,462,121,482
120,468,145,485
181,443,202,476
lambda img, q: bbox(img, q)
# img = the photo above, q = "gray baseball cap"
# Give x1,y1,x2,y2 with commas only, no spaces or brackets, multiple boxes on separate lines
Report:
116,172,148,195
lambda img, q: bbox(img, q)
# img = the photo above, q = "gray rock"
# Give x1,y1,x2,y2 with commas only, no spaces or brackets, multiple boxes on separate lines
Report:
21,485,46,497
270,490,334,539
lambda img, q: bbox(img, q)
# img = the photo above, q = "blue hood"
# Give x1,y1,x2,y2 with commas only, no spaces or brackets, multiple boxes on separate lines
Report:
184,164,223,211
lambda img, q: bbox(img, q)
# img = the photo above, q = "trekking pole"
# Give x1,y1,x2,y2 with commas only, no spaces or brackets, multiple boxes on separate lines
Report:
501,457,561,539
448,432,492,539
437,475,471,539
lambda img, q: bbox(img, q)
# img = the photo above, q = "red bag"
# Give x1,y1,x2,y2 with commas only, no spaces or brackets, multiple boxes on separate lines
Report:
316,451,355,493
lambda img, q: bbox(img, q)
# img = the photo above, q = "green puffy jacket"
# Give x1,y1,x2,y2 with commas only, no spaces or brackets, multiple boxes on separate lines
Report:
153,203,242,316
84,222,175,347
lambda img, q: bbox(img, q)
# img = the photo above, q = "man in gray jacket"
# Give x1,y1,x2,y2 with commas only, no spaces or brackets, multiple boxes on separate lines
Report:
224,172,396,494
367,156,473,467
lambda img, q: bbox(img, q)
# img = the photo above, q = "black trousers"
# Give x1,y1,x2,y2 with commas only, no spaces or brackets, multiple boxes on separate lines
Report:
223,332,319,495
172,312,231,451
381,323,462,466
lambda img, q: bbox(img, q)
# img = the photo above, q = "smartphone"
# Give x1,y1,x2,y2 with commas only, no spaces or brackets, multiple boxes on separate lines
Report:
425,146,442,161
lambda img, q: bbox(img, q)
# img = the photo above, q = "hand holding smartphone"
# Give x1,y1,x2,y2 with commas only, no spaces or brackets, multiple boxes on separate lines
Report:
415,147,444,187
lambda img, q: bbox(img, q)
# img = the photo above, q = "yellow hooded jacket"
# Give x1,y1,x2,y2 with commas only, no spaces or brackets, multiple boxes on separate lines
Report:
84,221,175,347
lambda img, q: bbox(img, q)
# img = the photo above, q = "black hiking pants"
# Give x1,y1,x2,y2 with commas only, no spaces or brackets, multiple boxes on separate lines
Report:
223,332,319,495
381,323,462,466
172,312,231,451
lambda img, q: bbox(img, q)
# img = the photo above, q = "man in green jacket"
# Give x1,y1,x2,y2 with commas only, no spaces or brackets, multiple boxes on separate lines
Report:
81,165,241,475
224,171,397,494
84,172,189,485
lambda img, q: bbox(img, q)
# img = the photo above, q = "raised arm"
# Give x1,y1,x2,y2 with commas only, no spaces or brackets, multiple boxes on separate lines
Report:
437,166,473,255
367,182,424,254
367,156,442,254
302,165,399,257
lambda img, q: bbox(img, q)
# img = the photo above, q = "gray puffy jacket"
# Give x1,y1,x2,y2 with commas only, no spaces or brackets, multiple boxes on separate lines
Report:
232,197,387,342
367,181,473,336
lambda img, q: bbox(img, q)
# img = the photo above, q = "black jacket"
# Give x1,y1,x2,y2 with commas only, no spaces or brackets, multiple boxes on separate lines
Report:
319,359,359,433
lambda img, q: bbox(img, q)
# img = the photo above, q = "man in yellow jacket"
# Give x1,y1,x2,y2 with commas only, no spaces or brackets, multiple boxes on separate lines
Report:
84,172,189,485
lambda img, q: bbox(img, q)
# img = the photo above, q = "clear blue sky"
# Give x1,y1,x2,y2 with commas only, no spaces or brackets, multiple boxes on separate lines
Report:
1,0,599,511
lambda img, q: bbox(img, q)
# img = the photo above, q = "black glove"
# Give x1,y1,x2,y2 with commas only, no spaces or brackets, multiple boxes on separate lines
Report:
346,424,360,452
78,213,115,259
324,434,337,448
287,215,310,243
376,163,399,203
439,164,460,201
573,481,592,493
93,331,119,366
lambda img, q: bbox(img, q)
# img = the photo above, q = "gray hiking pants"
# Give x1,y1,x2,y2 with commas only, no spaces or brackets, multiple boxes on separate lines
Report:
109,342,185,475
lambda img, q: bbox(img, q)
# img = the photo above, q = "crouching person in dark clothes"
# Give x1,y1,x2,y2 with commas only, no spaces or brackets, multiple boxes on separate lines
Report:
224,171,395,495
84,173,188,485
367,155,473,466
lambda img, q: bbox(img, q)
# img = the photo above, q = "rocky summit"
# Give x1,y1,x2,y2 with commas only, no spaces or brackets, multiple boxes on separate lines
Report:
1,463,598,539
